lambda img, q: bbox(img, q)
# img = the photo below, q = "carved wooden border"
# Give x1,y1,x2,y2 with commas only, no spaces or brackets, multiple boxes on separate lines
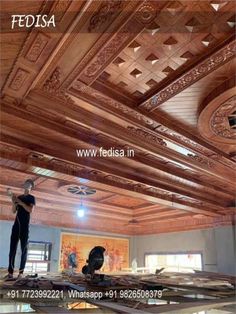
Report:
69,78,236,172
140,39,236,111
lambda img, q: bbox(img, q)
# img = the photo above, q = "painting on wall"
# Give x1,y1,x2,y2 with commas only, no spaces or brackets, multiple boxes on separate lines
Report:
59,233,129,272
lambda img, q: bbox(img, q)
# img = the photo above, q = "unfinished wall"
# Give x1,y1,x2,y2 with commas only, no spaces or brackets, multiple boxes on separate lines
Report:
1,221,235,276
130,226,236,276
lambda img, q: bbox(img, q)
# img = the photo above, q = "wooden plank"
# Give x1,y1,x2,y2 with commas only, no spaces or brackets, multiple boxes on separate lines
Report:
145,297,236,314
32,306,113,314
30,307,69,314
88,300,151,314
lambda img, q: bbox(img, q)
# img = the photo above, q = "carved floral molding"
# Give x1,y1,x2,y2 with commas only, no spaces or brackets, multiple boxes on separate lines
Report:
127,126,167,146
211,96,236,139
43,67,74,104
141,40,236,110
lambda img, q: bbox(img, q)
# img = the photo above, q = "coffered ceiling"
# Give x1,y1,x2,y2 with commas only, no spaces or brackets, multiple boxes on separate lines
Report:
0,0,235,235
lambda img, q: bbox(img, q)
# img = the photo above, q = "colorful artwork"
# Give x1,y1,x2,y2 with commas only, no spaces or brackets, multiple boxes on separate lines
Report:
60,233,129,272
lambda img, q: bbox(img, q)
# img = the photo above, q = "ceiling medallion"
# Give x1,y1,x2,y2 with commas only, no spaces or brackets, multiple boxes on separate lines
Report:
136,3,157,24
198,80,236,145
58,184,96,197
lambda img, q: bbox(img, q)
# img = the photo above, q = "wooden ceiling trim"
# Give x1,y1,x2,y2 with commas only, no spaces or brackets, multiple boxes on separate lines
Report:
0,208,133,235
0,193,134,225
3,99,234,195
11,94,235,185
2,151,225,219
5,167,214,223
92,79,136,107
1,108,234,202
0,164,233,234
135,207,186,217
0,145,223,218
0,187,134,216
68,77,235,172
0,151,180,211
140,37,236,111
0,208,233,236
98,194,117,203
0,125,231,213
135,209,186,220
139,214,235,236
137,213,193,224
0,198,132,223
134,205,167,215
144,98,235,169
0,154,139,206
2,96,236,201
2,120,232,206
134,154,235,197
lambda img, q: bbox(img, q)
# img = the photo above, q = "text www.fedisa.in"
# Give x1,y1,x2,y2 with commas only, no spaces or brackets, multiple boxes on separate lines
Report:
76,147,135,158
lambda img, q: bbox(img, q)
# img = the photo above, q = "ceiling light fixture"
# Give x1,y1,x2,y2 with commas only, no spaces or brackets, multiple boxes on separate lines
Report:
77,208,85,218
77,196,86,218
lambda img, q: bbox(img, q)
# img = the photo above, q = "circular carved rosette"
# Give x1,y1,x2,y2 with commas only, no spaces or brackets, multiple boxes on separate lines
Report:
198,80,236,145
58,183,96,198
136,3,157,25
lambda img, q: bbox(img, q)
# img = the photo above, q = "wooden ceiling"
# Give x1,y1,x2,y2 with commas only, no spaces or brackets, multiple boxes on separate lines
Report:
0,0,235,235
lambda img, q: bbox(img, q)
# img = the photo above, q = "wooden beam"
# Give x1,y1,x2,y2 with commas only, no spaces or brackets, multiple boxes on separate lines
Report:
1,103,234,205
0,148,223,217
23,95,236,185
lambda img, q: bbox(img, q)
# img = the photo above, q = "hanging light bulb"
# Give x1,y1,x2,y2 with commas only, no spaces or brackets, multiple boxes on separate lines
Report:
77,196,85,218
77,208,85,218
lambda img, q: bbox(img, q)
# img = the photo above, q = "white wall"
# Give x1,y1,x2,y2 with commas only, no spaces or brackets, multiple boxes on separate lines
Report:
214,226,236,275
0,221,60,272
130,226,236,276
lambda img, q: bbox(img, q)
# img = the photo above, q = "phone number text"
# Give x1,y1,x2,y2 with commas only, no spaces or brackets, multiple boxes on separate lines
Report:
7,289,64,299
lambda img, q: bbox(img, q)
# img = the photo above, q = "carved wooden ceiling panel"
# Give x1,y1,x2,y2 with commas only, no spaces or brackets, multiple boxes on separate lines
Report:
0,0,235,235
0,1,45,89
96,1,235,100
